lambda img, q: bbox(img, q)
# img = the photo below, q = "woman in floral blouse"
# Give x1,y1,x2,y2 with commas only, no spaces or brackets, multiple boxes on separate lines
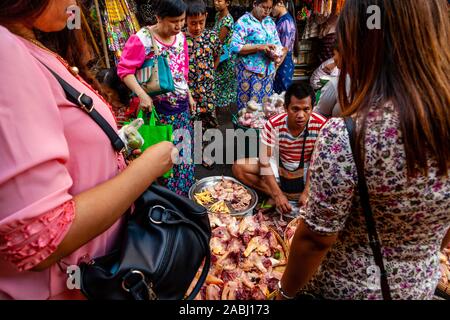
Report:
118,0,195,197
213,0,237,109
230,0,282,110
278,0,450,300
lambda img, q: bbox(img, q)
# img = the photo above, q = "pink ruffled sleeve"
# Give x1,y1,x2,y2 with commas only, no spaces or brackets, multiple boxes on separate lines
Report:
117,34,146,80
0,28,76,271
0,201,75,272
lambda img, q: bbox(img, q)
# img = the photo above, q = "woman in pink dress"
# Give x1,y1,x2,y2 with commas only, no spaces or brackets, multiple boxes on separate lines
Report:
0,0,175,299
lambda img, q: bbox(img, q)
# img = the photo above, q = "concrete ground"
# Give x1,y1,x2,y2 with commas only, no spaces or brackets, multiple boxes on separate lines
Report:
195,104,238,181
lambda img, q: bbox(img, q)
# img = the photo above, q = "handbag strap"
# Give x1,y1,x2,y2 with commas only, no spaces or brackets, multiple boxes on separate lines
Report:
146,26,160,56
344,117,392,300
40,64,126,153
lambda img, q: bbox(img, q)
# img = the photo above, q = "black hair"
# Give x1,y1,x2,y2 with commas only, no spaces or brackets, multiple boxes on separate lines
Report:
96,67,131,105
186,0,207,17
254,0,273,5
285,82,315,107
154,0,187,19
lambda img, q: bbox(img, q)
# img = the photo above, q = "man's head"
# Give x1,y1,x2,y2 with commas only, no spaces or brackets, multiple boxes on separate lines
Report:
284,82,315,130
186,0,207,37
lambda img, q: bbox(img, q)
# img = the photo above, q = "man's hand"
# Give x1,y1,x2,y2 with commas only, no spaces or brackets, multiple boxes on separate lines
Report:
274,193,292,215
298,191,308,208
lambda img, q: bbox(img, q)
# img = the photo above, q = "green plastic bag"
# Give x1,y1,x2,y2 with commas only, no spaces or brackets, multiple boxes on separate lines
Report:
127,109,173,178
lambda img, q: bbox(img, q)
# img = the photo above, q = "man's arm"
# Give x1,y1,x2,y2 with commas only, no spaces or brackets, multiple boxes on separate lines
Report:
259,144,292,214
298,168,311,207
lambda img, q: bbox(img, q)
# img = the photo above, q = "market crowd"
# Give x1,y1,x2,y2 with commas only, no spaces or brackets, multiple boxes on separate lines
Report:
0,0,449,301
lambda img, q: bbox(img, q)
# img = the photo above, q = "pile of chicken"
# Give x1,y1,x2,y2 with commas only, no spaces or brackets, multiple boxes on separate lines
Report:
191,212,287,300
439,245,450,292
206,178,253,212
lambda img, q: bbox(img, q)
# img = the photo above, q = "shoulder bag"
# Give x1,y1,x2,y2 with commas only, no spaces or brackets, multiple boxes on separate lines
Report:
135,27,175,97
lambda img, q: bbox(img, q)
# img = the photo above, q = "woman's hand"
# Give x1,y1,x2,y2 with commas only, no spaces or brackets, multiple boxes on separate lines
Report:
138,92,154,112
188,93,197,114
259,44,276,56
141,141,176,177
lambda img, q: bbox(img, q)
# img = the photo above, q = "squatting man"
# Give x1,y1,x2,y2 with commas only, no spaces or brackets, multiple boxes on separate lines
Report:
232,82,327,215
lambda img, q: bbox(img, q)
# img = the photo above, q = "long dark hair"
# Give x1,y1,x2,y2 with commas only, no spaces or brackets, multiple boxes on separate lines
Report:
337,0,450,177
0,0,123,109
274,0,299,56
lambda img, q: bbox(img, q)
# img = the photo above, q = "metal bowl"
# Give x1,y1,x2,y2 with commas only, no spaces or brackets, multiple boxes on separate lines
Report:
189,176,258,217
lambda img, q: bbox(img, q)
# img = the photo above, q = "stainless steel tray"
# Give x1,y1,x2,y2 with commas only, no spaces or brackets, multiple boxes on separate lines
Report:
189,176,258,216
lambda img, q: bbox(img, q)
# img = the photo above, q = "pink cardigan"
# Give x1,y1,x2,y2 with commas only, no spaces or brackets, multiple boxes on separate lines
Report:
0,26,125,299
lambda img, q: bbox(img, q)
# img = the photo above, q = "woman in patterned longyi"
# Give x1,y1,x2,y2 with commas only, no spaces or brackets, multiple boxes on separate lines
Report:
118,0,196,197
229,0,282,110
278,0,450,300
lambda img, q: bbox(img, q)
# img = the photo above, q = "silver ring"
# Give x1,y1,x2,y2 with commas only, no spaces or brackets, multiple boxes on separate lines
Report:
149,205,165,224
121,270,145,292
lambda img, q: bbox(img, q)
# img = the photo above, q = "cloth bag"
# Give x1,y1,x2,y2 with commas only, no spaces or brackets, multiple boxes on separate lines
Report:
132,109,173,178
79,183,212,300
135,27,175,96
137,109,173,152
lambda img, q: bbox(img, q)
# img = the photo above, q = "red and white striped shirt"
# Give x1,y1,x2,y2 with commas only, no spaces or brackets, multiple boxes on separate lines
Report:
260,112,327,170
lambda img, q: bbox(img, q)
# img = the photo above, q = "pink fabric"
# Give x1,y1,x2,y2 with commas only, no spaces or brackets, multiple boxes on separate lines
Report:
0,201,75,272
117,34,146,80
0,26,124,299
117,28,190,100
183,36,189,81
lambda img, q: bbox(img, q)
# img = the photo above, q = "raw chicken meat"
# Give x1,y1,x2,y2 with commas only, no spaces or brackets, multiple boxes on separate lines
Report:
192,211,288,300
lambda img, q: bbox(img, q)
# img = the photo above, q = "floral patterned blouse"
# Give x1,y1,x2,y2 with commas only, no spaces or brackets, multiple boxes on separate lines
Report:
301,102,450,300
214,13,234,61
186,30,219,114
230,12,281,75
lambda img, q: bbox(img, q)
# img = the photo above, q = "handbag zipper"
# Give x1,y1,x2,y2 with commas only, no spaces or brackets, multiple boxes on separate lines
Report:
154,230,182,289
153,226,175,287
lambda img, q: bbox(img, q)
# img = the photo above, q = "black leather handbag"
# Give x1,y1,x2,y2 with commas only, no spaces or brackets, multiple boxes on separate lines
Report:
43,65,212,300
79,184,211,300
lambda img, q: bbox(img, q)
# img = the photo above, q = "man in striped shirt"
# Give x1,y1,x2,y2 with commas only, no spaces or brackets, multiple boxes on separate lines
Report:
233,82,327,215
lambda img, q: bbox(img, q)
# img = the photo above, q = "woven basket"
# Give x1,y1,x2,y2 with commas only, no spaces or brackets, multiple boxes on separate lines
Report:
283,217,301,253
436,248,450,300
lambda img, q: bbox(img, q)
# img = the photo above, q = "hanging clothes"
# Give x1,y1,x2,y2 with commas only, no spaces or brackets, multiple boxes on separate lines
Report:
104,0,140,64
